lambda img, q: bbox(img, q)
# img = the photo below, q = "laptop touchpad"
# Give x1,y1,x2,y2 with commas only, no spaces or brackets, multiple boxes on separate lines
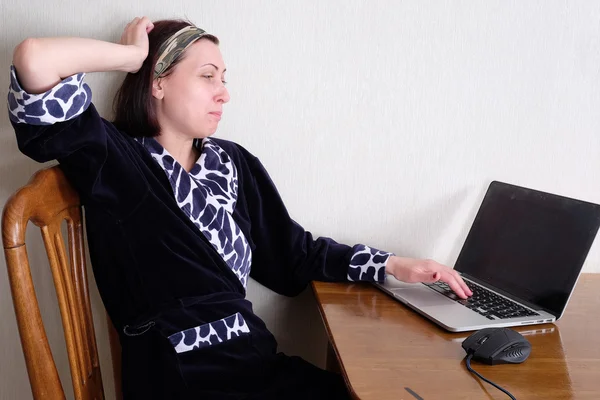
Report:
392,288,458,308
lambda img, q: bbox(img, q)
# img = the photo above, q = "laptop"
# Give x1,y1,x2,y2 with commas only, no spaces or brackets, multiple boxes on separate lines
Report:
374,180,600,332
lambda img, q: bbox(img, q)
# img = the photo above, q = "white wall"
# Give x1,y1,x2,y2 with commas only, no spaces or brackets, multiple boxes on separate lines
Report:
1,1,599,399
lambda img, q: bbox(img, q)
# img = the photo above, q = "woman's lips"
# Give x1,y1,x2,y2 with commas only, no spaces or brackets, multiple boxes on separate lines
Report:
209,111,222,121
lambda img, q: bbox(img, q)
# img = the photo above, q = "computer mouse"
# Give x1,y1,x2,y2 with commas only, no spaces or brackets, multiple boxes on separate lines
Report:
461,327,531,365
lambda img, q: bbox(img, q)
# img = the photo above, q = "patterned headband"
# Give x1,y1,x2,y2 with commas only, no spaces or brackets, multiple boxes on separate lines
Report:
154,26,208,79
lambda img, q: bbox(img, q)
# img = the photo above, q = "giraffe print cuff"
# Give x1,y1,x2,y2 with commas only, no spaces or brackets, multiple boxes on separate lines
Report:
7,65,91,126
348,245,394,283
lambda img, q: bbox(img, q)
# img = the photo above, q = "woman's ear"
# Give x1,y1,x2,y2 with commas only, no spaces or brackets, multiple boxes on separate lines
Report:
152,78,165,100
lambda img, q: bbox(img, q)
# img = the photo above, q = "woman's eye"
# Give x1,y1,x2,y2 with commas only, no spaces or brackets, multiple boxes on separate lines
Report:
201,74,226,85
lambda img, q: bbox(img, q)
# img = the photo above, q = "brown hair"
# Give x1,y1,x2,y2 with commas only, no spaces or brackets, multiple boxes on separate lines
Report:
112,19,219,137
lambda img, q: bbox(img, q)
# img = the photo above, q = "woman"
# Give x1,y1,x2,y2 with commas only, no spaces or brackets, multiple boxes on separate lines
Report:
8,16,471,399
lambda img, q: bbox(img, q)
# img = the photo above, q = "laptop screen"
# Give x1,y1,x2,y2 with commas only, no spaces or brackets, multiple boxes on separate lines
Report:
455,181,600,317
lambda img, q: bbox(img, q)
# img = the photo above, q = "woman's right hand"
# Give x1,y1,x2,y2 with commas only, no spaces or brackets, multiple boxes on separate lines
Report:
119,16,155,73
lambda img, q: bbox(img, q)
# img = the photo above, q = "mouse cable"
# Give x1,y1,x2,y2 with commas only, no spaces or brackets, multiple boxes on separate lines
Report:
465,354,517,400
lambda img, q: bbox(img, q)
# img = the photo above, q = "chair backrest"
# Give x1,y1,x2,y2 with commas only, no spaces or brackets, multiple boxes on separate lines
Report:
2,166,121,400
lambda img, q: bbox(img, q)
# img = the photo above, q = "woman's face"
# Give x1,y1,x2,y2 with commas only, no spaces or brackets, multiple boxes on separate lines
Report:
153,39,229,139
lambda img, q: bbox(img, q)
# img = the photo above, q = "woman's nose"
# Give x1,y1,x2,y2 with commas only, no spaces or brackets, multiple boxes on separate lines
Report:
216,85,230,104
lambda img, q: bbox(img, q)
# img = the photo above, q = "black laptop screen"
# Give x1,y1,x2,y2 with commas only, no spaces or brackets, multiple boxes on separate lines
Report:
455,181,600,317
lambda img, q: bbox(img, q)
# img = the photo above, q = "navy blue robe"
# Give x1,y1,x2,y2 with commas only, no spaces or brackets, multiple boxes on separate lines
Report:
8,67,392,399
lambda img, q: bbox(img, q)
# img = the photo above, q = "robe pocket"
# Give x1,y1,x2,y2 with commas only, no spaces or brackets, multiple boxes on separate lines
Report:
167,312,251,354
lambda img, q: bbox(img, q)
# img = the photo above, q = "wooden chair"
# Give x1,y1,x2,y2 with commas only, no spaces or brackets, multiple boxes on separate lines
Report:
2,166,122,400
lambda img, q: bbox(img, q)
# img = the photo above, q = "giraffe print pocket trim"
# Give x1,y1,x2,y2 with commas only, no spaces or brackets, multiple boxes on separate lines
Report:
167,312,251,354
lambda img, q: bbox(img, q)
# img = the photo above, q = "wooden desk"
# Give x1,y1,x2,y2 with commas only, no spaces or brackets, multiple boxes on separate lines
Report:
312,273,600,400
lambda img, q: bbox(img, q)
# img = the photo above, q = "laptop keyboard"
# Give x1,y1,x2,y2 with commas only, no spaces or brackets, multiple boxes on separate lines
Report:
423,280,540,320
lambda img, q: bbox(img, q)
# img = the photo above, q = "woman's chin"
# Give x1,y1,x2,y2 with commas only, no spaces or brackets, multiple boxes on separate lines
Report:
193,130,216,139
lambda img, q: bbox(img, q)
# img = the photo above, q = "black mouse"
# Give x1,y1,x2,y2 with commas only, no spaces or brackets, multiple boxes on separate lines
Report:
461,327,531,365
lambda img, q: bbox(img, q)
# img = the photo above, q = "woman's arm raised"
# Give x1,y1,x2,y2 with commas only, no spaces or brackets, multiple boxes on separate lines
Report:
12,16,154,94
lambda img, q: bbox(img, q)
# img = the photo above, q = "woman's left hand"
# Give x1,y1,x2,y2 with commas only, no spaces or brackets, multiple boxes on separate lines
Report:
385,256,473,299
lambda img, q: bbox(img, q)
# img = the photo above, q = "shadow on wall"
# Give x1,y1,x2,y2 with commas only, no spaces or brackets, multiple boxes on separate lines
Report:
387,184,487,267
246,278,328,369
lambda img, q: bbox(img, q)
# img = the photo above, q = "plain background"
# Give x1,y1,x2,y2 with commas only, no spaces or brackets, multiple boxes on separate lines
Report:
1,1,599,398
